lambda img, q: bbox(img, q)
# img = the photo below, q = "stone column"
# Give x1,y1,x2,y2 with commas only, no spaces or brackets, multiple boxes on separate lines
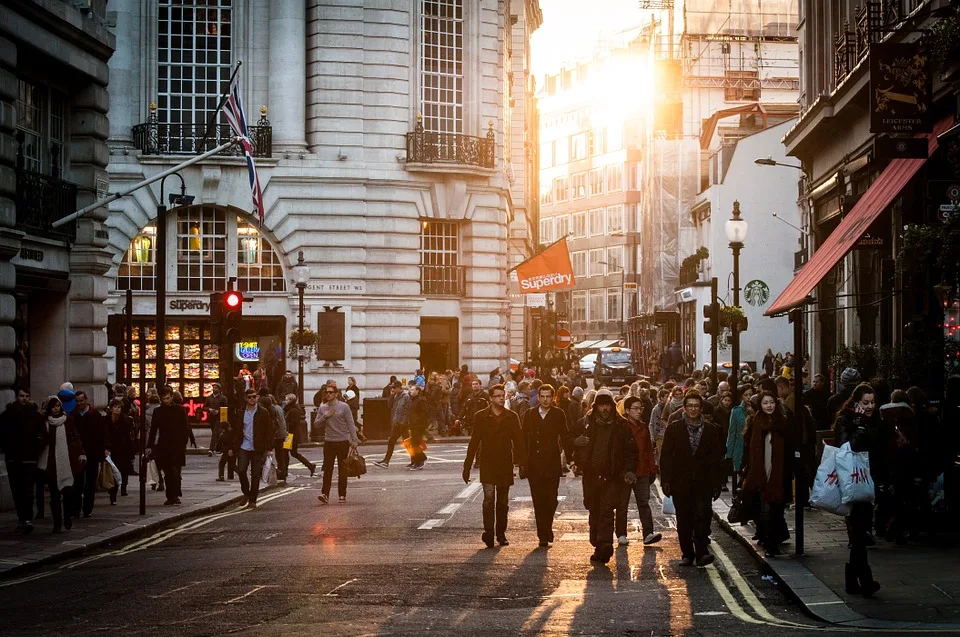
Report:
0,38,22,406
106,0,141,148
68,81,113,408
268,0,307,153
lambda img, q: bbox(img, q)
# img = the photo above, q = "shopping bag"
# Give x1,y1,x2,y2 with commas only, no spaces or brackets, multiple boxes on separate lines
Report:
105,456,122,487
96,461,115,491
809,444,851,515
345,447,367,478
147,459,160,486
261,455,276,485
283,433,294,450
836,442,875,505
662,495,676,516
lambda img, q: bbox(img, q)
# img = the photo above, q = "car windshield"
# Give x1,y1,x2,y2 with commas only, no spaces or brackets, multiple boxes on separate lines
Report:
600,351,630,364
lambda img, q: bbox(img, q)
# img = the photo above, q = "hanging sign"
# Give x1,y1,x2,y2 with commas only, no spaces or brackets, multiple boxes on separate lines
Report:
870,42,931,134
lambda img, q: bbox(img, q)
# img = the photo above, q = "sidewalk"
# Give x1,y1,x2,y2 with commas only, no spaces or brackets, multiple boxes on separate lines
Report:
713,490,960,629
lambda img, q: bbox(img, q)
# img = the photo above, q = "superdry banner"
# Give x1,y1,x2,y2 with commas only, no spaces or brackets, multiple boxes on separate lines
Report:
512,237,577,293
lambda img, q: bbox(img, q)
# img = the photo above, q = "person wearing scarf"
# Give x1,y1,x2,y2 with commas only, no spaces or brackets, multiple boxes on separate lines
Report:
726,385,754,475
741,391,792,557
660,389,723,567
618,396,662,546
36,397,85,533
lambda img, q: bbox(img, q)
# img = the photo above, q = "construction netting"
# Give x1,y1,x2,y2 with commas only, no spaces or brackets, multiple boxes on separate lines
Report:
681,0,798,37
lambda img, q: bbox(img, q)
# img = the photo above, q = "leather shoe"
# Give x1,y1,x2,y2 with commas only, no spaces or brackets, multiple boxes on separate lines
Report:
497,537,509,547
482,531,494,548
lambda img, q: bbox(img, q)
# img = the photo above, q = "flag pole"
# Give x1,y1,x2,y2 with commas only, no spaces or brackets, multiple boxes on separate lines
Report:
194,60,243,154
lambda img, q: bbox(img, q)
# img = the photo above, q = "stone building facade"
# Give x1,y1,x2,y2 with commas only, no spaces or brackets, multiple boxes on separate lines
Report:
104,0,540,411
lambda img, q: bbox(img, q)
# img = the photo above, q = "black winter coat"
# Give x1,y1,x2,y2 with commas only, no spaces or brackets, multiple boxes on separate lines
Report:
834,408,888,483
521,406,573,479
148,404,190,468
660,418,723,499
106,414,137,473
575,411,638,483
284,402,309,444
72,407,108,463
0,401,46,462
464,407,525,486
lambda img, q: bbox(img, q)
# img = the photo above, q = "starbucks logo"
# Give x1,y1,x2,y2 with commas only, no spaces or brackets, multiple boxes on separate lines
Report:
744,280,770,307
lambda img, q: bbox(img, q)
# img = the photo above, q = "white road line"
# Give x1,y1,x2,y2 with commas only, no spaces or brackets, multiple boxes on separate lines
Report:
223,584,277,604
325,578,359,597
437,503,462,515
418,519,444,530
454,482,482,500
149,581,205,599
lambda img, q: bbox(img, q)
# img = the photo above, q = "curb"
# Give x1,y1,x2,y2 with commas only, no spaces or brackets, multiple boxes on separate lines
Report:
711,499,960,631
0,487,277,579
186,437,472,455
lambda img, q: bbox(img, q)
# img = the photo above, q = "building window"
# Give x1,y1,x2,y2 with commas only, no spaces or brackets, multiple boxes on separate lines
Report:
607,124,623,151
589,168,604,196
607,288,621,323
176,207,227,291
571,251,586,278
555,136,569,165
125,320,220,404
573,211,587,238
589,208,604,236
571,132,587,160
236,220,285,292
540,181,553,206
590,128,605,156
606,164,623,192
16,79,66,177
420,0,463,134
540,141,553,168
556,214,570,239
589,289,605,322
554,176,568,202
571,173,587,199
539,217,554,244
118,225,158,292
157,0,233,129
588,248,605,277
572,290,587,323
627,161,640,190
421,220,459,268
605,245,623,272
606,204,624,234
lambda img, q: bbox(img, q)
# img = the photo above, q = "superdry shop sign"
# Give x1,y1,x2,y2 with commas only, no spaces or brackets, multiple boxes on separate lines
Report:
870,42,931,134
512,237,577,294
169,299,210,313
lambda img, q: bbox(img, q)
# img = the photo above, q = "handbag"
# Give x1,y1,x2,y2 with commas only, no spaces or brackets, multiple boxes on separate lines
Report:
345,447,367,478
282,433,294,450
726,490,758,525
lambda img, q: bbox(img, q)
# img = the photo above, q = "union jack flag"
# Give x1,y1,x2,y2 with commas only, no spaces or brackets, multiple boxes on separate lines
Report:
223,76,264,225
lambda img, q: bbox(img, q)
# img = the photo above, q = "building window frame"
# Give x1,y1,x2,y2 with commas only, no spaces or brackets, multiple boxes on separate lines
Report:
607,287,621,323
16,79,66,178
419,0,464,134
539,217,554,244
606,164,623,193
606,204,624,234
571,132,587,161
117,224,158,292
572,211,587,238
571,172,587,199
572,290,587,324
605,245,623,272
588,248,605,277
588,288,605,322
571,251,587,278
554,176,569,202
589,167,604,197
589,208,605,236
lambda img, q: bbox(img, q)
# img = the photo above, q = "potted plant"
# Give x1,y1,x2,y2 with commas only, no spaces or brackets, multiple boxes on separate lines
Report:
288,328,318,361
719,304,748,331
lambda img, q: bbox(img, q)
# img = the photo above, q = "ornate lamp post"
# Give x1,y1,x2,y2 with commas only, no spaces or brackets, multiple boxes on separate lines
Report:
293,251,310,406
725,201,748,395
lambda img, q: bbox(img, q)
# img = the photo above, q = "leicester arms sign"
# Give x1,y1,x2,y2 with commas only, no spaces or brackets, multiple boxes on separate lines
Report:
870,42,931,134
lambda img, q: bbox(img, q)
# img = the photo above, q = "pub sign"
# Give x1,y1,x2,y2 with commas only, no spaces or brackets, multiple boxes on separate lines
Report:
870,42,931,134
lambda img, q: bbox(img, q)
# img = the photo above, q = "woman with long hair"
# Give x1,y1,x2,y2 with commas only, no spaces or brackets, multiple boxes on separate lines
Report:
834,383,882,597
105,398,136,503
37,397,84,533
741,391,792,556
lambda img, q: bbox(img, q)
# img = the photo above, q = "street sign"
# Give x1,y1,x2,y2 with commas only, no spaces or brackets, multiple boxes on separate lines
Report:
556,328,572,349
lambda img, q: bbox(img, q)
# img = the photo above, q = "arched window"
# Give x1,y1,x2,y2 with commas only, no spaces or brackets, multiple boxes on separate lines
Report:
117,208,285,292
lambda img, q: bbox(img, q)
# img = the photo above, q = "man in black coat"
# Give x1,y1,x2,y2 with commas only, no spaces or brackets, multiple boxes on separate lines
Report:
521,384,573,547
463,384,526,548
660,389,723,567
0,389,46,533
455,378,489,435
147,386,191,506
70,391,107,518
231,388,275,508
573,389,638,564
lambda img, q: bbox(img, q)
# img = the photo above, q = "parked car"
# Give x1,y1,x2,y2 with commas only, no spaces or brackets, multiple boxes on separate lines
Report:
703,361,753,375
579,353,597,378
593,347,639,390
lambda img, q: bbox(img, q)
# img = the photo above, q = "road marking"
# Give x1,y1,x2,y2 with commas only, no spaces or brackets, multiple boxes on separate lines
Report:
223,584,277,604
325,578,358,596
418,519,444,530
437,503,462,515
694,611,730,616
512,495,566,502
150,580,205,599
454,482,482,499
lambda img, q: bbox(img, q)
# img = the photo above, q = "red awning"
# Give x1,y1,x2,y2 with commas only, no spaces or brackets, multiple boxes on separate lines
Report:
766,116,955,316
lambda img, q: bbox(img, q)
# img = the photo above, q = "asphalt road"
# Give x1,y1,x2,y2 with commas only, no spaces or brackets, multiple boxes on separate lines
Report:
0,443,929,636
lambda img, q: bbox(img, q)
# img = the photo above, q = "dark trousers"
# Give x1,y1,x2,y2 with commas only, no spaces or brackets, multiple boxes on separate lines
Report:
237,450,265,504
72,461,100,516
848,502,874,569
322,441,350,498
162,464,182,501
586,479,619,555
758,499,787,547
209,420,221,453
674,493,713,559
6,460,36,523
107,466,130,503
409,428,427,466
289,437,315,472
529,476,560,542
482,483,510,539
382,425,407,464
274,440,289,480
219,451,236,479
617,475,655,537
35,468,46,518
47,477,73,531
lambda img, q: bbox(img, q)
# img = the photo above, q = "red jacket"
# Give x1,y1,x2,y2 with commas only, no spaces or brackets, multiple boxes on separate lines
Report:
627,420,657,478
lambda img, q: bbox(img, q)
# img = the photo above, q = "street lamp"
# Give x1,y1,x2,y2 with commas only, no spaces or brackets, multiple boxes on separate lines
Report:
293,250,310,406
725,201,748,394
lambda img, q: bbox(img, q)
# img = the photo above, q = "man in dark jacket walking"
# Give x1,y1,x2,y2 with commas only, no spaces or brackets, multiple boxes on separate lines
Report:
521,384,573,547
660,389,723,566
455,378,489,435
204,383,229,458
232,388,275,508
147,386,191,506
71,391,107,518
0,389,46,533
463,384,526,548
573,389,638,564
274,370,299,404
283,394,316,477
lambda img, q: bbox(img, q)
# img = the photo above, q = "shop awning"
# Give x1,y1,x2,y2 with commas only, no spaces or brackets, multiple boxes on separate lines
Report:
573,339,602,350
766,116,954,317
592,339,622,349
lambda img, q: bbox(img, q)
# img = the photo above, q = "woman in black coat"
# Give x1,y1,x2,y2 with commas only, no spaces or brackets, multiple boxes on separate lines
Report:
834,383,883,597
105,398,136,503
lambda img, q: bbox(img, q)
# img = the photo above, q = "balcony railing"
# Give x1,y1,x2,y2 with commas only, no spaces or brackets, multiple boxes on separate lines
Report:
834,2,884,86
406,119,495,169
15,168,78,242
133,103,272,158
420,265,466,296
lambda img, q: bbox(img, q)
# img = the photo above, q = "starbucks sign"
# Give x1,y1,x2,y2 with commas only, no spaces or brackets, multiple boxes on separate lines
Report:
744,280,770,307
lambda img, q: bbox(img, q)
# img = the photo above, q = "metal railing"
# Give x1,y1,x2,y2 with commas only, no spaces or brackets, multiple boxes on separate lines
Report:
15,168,78,242
420,265,466,296
835,2,885,86
406,118,495,169
133,104,272,158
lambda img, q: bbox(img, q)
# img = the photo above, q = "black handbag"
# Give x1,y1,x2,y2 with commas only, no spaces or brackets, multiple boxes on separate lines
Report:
727,490,758,525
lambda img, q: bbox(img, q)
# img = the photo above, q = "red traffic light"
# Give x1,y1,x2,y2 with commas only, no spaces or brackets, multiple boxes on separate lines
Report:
224,292,242,308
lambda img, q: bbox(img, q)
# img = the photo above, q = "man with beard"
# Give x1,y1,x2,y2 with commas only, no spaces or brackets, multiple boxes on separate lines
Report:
455,378,489,436
573,389,638,564
521,384,573,547
463,384,525,547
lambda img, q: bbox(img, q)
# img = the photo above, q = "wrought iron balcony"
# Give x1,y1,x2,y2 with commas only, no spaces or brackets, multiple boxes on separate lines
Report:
406,118,495,169
420,264,466,297
133,103,272,158
15,168,77,242
834,2,884,86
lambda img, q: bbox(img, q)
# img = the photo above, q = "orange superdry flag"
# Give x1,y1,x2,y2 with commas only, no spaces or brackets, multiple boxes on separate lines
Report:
513,237,577,293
